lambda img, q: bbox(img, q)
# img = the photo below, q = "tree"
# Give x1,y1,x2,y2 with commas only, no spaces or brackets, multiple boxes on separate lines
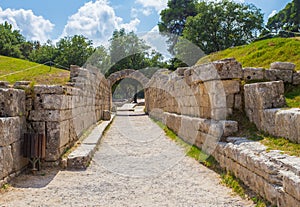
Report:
55,35,95,68
267,0,300,33
0,21,25,58
28,40,57,64
108,29,150,75
158,0,197,54
182,0,263,54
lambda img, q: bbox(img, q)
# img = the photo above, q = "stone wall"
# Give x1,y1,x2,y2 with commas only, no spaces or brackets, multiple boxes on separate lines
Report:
245,81,300,144
0,87,28,186
213,138,300,206
0,66,110,183
145,59,300,206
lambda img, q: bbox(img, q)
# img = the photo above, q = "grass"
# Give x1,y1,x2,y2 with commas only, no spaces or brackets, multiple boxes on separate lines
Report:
0,183,11,193
230,110,300,157
153,118,269,207
285,84,300,108
0,55,70,85
197,37,300,71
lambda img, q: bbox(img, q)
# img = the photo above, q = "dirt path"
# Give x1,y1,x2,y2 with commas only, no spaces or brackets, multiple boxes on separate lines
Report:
0,109,253,207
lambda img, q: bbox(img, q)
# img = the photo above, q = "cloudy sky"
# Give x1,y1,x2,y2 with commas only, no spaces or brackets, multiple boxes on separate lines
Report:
0,0,292,46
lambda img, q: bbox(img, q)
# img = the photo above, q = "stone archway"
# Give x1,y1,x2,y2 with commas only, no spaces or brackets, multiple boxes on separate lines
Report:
107,69,150,107
107,69,149,88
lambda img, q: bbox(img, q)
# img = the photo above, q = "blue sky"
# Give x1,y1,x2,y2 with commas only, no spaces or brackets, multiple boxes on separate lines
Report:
0,0,292,46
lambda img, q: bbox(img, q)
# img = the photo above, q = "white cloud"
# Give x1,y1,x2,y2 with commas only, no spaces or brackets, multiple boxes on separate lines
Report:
61,0,140,46
0,7,54,43
268,10,277,19
135,0,168,13
141,26,171,60
131,7,152,18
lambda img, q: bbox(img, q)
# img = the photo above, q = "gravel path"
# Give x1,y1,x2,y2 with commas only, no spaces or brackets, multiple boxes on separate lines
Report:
0,109,253,207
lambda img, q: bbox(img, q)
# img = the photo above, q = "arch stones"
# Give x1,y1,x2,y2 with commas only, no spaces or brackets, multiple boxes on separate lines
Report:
107,69,149,88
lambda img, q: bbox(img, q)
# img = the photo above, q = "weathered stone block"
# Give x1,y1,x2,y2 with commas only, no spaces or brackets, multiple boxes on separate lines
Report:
243,67,265,80
184,58,242,83
275,108,300,143
270,62,296,71
0,146,13,179
34,85,65,95
282,171,300,201
265,69,293,83
0,88,25,117
35,94,70,110
29,110,60,122
0,117,22,146
11,140,28,171
244,81,286,110
293,72,300,85
261,109,280,134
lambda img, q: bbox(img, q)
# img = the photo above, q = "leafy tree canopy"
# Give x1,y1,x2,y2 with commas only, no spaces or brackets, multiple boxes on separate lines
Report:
267,0,300,33
158,0,198,54
182,0,263,54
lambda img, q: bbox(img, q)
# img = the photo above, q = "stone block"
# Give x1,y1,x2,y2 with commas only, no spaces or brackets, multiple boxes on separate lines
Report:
0,117,22,147
270,62,296,71
11,140,28,171
261,109,280,134
243,67,265,80
185,58,242,83
0,146,13,179
234,94,242,110
34,85,65,95
222,80,240,94
29,110,61,122
0,88,26,117
275,108,300,143
293,72,300,85
265,69,293,83
35,94,70,110
46,121,70,161
220,120,238,137
244,81,286,110
282,171,300,201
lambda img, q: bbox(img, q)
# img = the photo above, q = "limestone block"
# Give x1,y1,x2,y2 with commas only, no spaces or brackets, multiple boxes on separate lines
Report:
211,108,231,120
265,69,293,83
222,80,240,94
243,67,265,81
0,146,13,179
11,140,28,171
0,117,22,147
282,171,300,201
293,72,300,85
220,120,238,137
261,109,280,134
36,94,70,110
34,85,65,95
270,62,296,71
46,121,70,161
185,58,242,83
234,94,242,110
275,108,300,143
244,81,286,110
0,88,25,117
29,110,61,122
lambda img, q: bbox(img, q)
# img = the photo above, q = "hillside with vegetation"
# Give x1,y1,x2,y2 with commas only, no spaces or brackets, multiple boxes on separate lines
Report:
0,55,69,85
197,37,300,70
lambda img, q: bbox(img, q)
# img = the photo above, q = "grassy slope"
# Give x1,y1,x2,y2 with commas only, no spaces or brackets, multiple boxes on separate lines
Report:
197,37,300,71
0,55,70,85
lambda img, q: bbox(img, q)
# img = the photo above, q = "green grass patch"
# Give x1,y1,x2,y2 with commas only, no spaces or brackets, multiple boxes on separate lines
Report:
285,84,300,108
221,172,245,198
0,55,70,85
197,37,300,71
